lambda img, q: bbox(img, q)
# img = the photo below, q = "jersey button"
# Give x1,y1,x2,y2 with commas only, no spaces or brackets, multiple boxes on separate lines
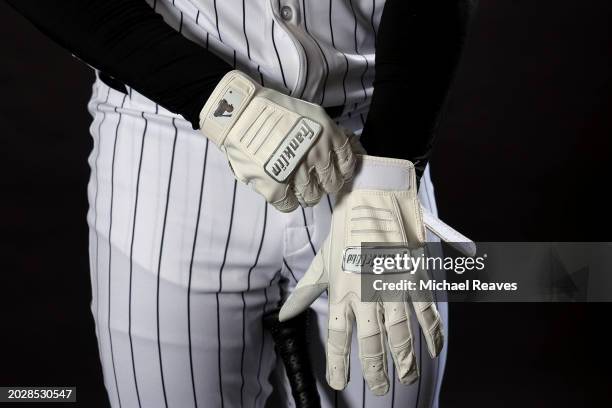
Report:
280,5,293,21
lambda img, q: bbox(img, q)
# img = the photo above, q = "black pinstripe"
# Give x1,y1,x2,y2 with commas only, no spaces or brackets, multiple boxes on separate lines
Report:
416,187,435,408
329,0,349,106
300,206,317,255
298,52,310,100
213,0,221,41
186,138,210,408
172,0,183,33
348,0,369,102
273,0,288,92
281,258,300,284
107,94,127,408
313,38,331,105
216,180,238,408
415,327,423,408
423,185,442,408
252,298,268,408
126,111,149,408
239,293,247,408
370,0,378,44
240,203,268,406
234,10,256,407
368,0,380,97
242,0,251,59
271,21,288,90
431,267,441,408
155,117,179,408
253,269,281,407
303,0,330,105
257,65,265,87
246,203,268,291
326,195,334,214
298,0,311,100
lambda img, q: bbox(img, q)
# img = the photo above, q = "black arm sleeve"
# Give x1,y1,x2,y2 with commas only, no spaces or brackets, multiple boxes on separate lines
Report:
360,0,475,181
5,0,232,129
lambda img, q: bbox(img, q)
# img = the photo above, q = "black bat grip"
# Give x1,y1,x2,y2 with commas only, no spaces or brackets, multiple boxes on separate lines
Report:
264,308,321,408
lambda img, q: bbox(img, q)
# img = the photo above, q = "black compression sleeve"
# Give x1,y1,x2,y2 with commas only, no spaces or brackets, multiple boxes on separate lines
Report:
6,0,232,129
360,0,474,181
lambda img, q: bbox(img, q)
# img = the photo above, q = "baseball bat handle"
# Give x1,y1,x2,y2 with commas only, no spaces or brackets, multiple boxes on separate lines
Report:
264,308,321,408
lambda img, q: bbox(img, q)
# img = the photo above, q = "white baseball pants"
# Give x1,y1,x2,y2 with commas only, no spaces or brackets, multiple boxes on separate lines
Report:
86,79,447,408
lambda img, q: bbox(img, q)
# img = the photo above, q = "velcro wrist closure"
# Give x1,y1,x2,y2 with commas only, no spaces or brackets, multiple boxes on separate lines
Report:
199,70,258,146
350,155,415,192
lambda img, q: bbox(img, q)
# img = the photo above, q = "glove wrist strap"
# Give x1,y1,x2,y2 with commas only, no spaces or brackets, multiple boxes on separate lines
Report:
199,70,258,146
351,155,416,192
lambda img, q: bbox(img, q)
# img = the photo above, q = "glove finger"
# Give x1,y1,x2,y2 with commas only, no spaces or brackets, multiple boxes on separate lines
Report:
279,249,328,322
244,164,300,212
293,165,324,207
315,157,344,195
383,302,418,384
354,301,390,396
333,134,357,180
412,300,444,358
409,261,444,357
270,184,300,213
316,136,356,194
327,301,354,391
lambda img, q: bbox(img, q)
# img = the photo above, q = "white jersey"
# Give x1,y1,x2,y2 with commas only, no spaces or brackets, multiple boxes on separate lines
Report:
148,0,382,128
86,1,449,407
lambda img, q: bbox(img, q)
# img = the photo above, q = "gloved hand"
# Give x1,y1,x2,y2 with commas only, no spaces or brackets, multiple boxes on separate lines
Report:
279,155,475,395
199,70,356,212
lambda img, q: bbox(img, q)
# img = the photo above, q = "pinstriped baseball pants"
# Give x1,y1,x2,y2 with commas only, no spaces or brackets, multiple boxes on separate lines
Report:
86,79,447,408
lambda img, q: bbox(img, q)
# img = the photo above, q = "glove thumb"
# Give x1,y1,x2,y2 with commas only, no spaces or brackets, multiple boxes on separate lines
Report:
279,248,328,322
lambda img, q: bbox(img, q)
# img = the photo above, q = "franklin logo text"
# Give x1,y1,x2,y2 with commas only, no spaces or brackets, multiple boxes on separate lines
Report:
264,118,322,182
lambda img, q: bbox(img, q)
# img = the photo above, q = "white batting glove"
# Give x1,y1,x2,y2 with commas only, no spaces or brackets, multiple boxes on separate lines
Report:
279,155,475,395
199,70,356,212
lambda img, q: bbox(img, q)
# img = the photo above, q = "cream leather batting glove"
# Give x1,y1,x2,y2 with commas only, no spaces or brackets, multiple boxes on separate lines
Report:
199,70,356,212
279,155,475,395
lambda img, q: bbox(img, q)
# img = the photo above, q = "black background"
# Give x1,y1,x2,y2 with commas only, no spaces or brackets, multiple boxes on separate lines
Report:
1,1,611,406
